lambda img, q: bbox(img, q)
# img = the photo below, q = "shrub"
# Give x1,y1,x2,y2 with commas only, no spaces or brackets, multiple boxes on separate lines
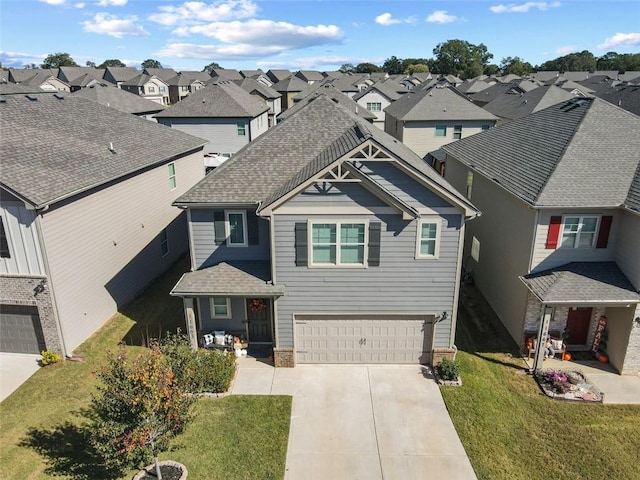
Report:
89,345,193,475
160,330,236,394
437,358,460,381
40,350,61,366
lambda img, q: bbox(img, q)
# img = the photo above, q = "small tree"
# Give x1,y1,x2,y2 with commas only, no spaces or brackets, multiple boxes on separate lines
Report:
98,59,127,68
89,344,193,478
202,61,221,74
141,59,163,69
41,52,78,68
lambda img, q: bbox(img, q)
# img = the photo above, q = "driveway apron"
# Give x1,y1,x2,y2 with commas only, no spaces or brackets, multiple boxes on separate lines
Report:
232,363,476,480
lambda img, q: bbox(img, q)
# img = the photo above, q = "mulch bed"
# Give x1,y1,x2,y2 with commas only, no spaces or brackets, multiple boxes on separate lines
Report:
535,369,603,403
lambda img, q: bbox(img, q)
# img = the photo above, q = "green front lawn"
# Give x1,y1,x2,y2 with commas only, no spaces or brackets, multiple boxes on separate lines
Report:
0,256,291,480
442,286,640,480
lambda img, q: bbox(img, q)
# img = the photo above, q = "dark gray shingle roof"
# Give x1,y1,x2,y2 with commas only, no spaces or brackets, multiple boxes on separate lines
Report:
385,85,498,122
72,83,166,114
103,66,140,83
520,262,640,304
442,97,640,208
154,82,268,118
272,75,308,93
171,261,285,296
0,94,206,208
279,85,375,122
483,85,576,123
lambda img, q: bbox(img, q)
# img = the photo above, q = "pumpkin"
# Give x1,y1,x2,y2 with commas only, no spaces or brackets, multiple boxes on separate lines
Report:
598,354,609,363
563,352,572,361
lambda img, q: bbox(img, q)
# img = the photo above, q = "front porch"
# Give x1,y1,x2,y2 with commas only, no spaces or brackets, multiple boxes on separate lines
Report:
170,261,285,356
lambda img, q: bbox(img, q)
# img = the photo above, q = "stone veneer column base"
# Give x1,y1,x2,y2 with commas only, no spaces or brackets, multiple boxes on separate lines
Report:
273,347,295,368
432,347,457,366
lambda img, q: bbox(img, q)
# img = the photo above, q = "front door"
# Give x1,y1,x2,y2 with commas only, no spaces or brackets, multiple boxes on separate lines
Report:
246,298,272,343
566,307,592,345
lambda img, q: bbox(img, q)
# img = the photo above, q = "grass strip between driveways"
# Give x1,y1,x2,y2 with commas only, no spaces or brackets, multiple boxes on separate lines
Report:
440,286,640,480
0,256,291,480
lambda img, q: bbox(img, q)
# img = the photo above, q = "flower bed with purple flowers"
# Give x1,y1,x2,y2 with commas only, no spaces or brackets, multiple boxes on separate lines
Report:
535,369,603,402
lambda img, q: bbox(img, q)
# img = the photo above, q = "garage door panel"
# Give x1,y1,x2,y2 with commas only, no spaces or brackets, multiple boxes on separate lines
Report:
0,305,46,354
295,315,433,364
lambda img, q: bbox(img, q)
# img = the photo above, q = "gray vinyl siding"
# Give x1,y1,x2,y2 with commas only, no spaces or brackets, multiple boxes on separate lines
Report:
0,192,45,276
39,150,204,354
614,211,640,290
274,212,461,349
358,162,453,210
198,296,247,333
285,182,388,208
248,111,269,140
384,114,403,142
156,117,251,155
190,208,270,269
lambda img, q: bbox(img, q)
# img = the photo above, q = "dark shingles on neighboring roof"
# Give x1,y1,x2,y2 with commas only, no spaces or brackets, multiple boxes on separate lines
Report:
277,86,375,122
103,66,140,83
442,97,640,208
482,85,576,123
234,78,281,99
171,261,285,296
0,83,44,95
154,82,268,118
385,85,498,122
272,75,308,93
72,83,166,114
0,94,206,208
520,262,640,304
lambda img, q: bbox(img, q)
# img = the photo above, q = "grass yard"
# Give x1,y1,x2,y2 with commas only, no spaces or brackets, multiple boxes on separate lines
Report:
0,255,291,480
442,285,640,480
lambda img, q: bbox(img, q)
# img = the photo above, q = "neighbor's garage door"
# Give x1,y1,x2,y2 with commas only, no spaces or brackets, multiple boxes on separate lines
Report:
0,305,46,354
295,314,432,364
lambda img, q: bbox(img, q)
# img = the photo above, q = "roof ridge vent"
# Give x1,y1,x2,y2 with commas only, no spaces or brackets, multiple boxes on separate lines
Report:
26,94,38,101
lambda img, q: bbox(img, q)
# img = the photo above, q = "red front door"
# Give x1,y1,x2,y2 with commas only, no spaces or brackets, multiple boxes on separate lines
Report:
566,307,592,345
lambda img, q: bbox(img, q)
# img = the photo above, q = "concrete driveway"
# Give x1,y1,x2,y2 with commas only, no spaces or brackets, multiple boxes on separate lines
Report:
0,353,41,402
232,361,477,480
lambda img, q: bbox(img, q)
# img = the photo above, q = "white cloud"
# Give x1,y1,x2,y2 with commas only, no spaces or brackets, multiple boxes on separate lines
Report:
258,55,383,70
490,2,561,13
156,42,284,59
426,10,457,24
96,0,127,5
148,0,258,27
598,32,640,50
553,45,577,55
374,12,415,26
81,13,150,38
173,20,343,49
0,50,47,67
75,2,86,7
39,0,66,5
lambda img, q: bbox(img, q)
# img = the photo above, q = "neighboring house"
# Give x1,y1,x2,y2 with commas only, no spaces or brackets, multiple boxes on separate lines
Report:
560,71,590,82
277,86,376,124
0,83,43,95
57,67,105,86
0,93,206,357
8,68,56,84
169,95,479,367
618,71,640,83
440,97,640,374
384,85,498,158
210,69,243,81
154,81,269,156
530,71,560,82
294,70,325,84
467,81,528,106
266,69,292,84
121,74,170,105
352,79,409,128
103,66,140,87
22,71,70,92
482,85,576,125
142,68,178,83
272,75,308,110
235,78,282,127
594,83,640,117
457,79,496,95
166,72,208,105
72,82,166,120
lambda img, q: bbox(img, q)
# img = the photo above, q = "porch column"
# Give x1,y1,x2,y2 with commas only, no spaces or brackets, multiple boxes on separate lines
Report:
532,304,553,372
183,297,198,351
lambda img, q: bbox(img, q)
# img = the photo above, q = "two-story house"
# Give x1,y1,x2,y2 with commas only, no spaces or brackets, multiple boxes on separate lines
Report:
154,81,269,157
234,77,282,127
384,85,498,158
0,93,206,357
121,74,170,106
170,95,479,367
72,82,166,120
353,79,409,128
441,97,640,374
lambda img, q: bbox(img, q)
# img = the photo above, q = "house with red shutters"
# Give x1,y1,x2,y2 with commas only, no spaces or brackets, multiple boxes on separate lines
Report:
439,97,640,374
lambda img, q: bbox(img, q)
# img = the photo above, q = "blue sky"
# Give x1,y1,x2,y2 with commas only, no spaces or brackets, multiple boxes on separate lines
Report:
1,0,639,71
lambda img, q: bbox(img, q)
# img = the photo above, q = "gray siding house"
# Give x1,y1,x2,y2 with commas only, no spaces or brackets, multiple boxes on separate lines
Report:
170,95,479,367
441,98,640,374
0,93,206,357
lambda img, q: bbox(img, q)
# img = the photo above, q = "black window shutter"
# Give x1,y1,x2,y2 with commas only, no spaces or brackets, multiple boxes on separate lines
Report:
295,222,308,266
368,222,381,267
248,213,259,245
214,210,226,245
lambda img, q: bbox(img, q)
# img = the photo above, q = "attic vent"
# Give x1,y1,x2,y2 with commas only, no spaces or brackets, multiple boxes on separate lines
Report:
0,96,6,103
26,94,38,101
53,93,64,100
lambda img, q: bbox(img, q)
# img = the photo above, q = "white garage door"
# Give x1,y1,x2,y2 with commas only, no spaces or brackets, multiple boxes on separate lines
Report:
295,314,433,364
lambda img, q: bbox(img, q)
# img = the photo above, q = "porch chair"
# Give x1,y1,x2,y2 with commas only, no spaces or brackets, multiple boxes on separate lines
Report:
526,336,566,361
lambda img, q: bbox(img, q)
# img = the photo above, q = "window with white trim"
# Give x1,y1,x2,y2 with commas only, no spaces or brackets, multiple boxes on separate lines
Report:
160,228,169,256
366,102,382,111
148,86,155,93
225,211,247,247
168,163,176,190
310,222,367,266
453,125,463,139
416,219,440,259
237,121,246,136
435,125,447,137
560,216,599,248
210,297,231,318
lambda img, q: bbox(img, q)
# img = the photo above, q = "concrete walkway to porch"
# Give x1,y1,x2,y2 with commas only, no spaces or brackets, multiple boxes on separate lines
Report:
525,356,640,404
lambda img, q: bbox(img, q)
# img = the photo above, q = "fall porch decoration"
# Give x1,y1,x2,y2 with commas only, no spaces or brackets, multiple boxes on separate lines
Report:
250,299,266,313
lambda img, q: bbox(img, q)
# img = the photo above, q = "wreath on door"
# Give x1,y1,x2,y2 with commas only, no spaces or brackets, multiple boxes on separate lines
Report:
250,299,266,312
